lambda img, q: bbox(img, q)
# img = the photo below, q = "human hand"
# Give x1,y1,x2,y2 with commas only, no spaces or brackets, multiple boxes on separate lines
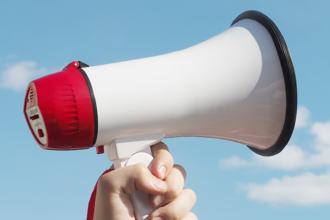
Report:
92,142,197,220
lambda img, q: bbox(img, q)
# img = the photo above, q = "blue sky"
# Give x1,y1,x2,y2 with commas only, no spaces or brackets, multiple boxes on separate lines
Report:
1,0,330,219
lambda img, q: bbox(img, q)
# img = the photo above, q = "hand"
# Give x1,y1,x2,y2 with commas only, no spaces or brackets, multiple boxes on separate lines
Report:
93,142,197,220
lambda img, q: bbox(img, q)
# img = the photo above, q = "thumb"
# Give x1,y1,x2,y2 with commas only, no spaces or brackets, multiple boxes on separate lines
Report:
98,163,168,196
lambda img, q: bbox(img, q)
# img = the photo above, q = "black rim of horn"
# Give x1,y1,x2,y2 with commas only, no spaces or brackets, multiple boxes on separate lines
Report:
231,10,297,156
77,61,99,147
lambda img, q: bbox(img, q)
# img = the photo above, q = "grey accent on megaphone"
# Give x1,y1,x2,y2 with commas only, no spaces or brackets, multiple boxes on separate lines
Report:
232,10,297,156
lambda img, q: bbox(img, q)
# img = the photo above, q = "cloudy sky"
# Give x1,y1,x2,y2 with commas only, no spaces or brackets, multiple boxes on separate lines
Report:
1,1,330,219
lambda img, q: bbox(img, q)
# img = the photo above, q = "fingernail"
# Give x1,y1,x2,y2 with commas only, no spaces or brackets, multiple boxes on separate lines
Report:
152,217,164,220
152,177,167,190
159,166,166,179
153,195,165,207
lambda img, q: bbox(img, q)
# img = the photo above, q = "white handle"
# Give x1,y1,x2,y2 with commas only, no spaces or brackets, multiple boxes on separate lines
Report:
125,148,155,220
104,134,165,220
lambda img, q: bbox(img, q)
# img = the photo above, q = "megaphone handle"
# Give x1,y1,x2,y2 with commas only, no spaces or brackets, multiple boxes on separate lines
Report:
106,134,165,219
125,147,156,220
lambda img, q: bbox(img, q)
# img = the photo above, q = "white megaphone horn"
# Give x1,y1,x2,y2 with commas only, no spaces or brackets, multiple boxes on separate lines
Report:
24,10,297,220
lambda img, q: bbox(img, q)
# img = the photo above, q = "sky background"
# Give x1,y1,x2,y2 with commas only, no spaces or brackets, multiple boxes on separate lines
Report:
1,0,330,219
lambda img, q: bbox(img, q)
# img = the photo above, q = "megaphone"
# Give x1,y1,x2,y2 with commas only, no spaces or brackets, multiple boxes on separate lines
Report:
24,10,296,219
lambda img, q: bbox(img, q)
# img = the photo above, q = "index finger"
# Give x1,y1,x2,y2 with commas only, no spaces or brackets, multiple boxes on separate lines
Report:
151,142,174,180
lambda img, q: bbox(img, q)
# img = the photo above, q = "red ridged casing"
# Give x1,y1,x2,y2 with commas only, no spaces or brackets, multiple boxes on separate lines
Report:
23,61,95,150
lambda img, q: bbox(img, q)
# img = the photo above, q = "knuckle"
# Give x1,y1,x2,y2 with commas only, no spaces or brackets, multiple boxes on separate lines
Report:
132,163,149,177
173,164,186,178
125,164,150,195
168,155,175,166
185,188,197,203
97,174,108,186
189,212,198,220
163,205,181,220
166,185,181,200
174,205,184,220
155,142,169,151
172,207,181,220
152,142,170,156
97,173,115,191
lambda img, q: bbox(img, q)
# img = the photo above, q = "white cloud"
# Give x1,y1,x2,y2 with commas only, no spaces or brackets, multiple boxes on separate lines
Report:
311,121,330,146
221,145,312,170
251,145,307,170
220,119,330,171
221,143,330,171
222,108,330,207
221,155,248,168
295,105,310,128
0,61,47,91
243,172,330,206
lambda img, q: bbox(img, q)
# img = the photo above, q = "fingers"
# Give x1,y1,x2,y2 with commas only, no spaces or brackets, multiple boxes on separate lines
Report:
149,164,186,207
149,188,197,220
97,163,167,197
94,163,168,220
150,143,187,208
151,142,174,180
99,141,173,196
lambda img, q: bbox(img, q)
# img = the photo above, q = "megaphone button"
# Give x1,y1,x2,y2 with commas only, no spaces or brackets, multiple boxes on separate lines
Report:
37,129,44,138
